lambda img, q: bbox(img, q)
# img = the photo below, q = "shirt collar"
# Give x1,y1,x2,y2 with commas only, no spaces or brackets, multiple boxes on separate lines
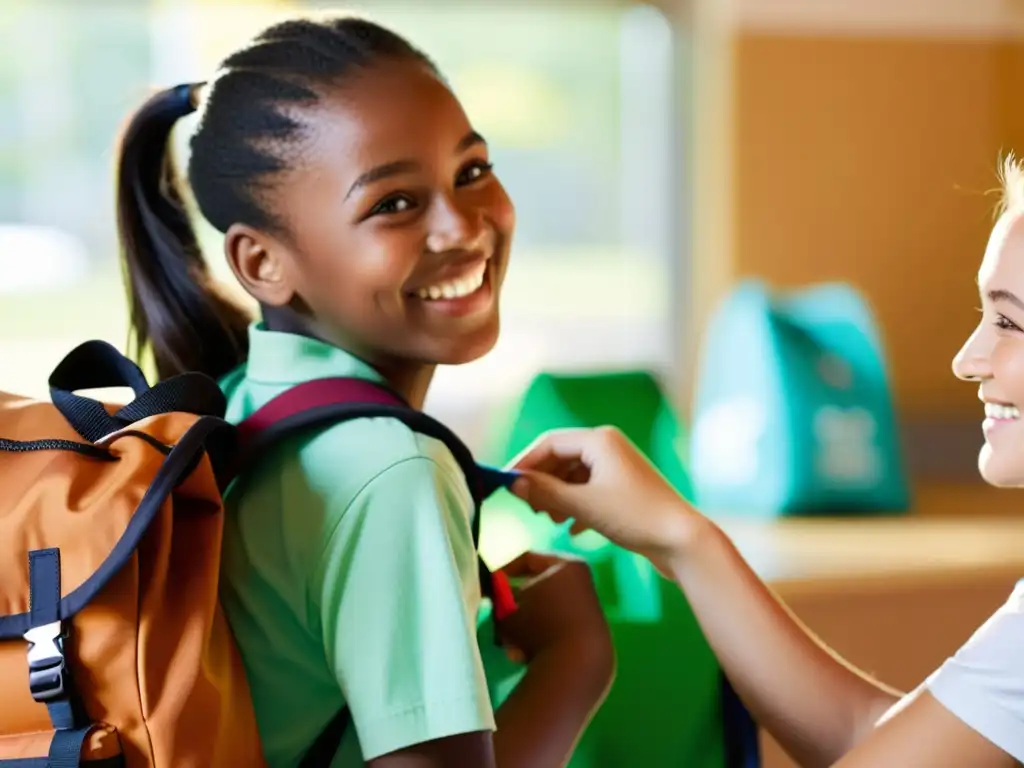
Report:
243,322,385,385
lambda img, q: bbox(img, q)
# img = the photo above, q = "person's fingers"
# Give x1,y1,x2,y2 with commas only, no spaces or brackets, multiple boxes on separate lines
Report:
529,455,581,483
533,459,585,484
500,552,543,576
565,460,591,485
507,436,557,472
509,471,536,505
510,470,584,521
569,519,589,536
501,550,563,577
509,429,594,471
522,452,565,477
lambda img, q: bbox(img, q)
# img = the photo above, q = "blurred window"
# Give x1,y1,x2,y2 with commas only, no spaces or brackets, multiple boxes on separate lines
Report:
0,0,684,452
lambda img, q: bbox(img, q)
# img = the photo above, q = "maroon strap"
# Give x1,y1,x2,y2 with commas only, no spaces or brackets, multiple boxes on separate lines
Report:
236,377,405,443
231,376,519,625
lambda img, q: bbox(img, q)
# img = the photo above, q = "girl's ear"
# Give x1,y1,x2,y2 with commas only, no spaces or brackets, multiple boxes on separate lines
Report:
224,223,297,307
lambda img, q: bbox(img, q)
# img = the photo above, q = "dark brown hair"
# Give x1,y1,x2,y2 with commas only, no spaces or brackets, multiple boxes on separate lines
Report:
115,17,436,380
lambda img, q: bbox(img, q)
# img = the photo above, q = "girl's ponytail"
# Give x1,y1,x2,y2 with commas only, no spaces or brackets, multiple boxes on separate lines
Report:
115,84,250,382
116,19,438,381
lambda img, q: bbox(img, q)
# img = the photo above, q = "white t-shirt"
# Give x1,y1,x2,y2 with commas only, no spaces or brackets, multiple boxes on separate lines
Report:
879,580,1024,760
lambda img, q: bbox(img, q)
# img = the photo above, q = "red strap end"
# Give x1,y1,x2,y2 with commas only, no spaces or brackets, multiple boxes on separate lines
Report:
490,570,517,622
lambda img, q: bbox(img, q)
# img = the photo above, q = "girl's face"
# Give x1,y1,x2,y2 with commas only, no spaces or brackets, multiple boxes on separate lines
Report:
953,210,1024,486
233,57,515,370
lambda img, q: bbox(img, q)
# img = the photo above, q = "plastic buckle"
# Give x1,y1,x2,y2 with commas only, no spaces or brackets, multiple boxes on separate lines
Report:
24,621,68,702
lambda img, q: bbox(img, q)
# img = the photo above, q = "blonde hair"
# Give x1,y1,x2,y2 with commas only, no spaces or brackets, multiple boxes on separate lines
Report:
998,152,1024,217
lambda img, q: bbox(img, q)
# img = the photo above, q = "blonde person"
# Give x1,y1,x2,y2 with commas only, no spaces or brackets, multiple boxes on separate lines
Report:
509,159,1024,767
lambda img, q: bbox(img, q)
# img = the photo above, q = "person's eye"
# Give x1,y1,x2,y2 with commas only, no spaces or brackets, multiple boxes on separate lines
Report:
995,314,1021,331
457,160,494,186
369,194,416,216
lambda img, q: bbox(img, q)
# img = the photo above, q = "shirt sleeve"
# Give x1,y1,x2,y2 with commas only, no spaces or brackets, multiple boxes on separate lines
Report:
310,454,495,760
924,581,1024,761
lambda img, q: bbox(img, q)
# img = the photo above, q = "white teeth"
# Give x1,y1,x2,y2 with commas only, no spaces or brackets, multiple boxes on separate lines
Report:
985,403,1021,420
416,263,487,301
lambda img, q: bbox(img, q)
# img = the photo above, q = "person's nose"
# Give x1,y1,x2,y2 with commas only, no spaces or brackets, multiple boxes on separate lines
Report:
425,194,486,255
952,324,993,381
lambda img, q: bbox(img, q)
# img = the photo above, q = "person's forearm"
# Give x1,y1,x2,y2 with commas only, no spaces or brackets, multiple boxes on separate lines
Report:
492,642,612,768
666,517,901,768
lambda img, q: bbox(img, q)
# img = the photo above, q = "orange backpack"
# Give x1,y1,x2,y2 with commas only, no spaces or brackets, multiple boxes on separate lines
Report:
0,341,517,768
0,342,263,767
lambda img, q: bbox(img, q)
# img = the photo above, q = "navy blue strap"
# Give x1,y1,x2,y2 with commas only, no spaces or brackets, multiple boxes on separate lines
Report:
47,726,90,768
241,387,518,768
44,700,77,732
47,339,226,444
298,708,351,768
48,340,150,443
28,550,60,627
477,465,520,500
721,673,760,768
27,549,84,732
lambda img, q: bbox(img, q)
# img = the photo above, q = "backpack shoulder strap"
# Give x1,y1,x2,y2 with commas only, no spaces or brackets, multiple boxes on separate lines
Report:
235,377,467,489
234,377,518,509
238,378,518,768
297,708,351,768
234,377,516,611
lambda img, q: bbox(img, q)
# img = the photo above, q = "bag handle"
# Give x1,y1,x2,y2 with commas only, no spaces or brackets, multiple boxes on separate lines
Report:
49,341,227,443
49,340,151,396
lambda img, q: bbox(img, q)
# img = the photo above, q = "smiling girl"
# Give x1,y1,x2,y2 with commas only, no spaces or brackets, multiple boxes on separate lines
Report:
114,16,614,768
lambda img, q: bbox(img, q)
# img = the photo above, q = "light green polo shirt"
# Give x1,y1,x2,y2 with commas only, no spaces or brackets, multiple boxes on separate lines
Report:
218,324,496,767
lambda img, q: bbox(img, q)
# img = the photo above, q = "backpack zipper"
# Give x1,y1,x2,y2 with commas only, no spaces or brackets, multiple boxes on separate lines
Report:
0,437,116,461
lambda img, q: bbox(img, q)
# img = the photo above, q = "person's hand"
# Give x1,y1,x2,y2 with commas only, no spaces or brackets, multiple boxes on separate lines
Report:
497,552,614,681
508,427,703,571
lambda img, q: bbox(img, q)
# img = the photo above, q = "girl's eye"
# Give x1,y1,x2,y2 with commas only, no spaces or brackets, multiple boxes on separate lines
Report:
366,162,493,218
370,195,415,216
995,314,1021,331
457,160,493,186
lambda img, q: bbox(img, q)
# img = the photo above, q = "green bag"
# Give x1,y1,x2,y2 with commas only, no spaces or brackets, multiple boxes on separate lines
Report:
489,370,692,622
479,370,737,767
689,279,910,516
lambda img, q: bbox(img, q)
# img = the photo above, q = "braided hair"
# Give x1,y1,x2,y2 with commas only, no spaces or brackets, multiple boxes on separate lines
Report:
115,17,436,380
